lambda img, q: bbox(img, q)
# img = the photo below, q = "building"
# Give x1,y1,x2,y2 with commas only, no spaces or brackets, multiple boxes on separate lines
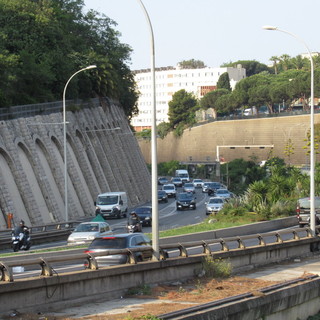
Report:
131,65,246,131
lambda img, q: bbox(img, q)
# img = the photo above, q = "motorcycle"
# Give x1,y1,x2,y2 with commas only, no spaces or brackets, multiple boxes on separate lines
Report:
11,227,31,252
126,222,142,233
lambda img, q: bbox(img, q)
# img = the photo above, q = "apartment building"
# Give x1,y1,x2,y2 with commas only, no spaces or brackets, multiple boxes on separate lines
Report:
131,65,246,131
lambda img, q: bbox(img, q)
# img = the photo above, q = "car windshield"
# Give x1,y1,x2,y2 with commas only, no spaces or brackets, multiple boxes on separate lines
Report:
217,190,228,194
299,198,320,209
96,195,118,205
158,191,166,195
135,207,151,214
184,183,193,187
178,193,193,200
75,224,99,232
209,198,223,204
89,237,127,249
194,179,202,182
163,185,174,190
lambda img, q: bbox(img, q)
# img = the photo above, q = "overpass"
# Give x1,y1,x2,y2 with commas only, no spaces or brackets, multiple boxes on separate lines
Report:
1,217,320,319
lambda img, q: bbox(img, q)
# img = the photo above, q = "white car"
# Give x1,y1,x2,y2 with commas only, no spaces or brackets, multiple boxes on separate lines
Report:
162,183,177,198
205,197,225,215
193,179,204,188
67,221,113,245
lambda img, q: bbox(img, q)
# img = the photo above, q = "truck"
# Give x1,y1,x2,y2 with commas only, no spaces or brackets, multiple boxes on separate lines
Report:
94,192,128,219
175,169,190,183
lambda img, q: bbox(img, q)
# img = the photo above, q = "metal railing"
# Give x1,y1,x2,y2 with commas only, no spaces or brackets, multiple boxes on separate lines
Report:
1,225,319,282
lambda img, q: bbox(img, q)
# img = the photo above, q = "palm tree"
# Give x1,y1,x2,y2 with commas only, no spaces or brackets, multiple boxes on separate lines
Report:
270,56,279,74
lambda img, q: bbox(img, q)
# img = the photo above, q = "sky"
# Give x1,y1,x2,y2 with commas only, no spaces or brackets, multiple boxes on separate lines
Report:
83,0,320,71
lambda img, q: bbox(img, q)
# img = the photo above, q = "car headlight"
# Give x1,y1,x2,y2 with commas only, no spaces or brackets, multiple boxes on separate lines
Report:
145,217,150,220
88,235,95,240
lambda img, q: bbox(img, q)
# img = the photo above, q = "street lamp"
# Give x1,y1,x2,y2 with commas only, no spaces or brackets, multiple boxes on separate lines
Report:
263,26,316,235
135,0,159,258
63,65,97,222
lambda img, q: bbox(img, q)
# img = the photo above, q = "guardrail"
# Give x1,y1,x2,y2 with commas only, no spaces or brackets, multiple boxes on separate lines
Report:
0,221,79,250
1,225,319,282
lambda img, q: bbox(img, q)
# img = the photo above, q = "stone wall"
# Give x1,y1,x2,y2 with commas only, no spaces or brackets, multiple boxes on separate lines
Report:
139,114,320,166
0,99,151,228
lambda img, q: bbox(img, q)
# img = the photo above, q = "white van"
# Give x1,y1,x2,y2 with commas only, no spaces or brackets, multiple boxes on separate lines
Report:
175,169,190,183
94,192,128,219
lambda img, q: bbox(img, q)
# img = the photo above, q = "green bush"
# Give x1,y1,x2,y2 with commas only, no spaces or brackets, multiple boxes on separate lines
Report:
202,256,232,278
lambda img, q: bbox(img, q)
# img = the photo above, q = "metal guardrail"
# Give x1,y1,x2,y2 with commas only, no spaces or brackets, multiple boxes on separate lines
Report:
1,226,319,282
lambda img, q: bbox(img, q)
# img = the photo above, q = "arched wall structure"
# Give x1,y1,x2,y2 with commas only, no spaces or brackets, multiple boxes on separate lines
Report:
0,99,151,229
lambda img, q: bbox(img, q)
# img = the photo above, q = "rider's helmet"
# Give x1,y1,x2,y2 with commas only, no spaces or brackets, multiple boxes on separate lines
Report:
130,211,137,216
19,220,25,226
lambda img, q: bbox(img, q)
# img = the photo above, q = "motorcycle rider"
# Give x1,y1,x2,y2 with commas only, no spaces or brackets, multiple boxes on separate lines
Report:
127,211,142,232
13,220,29,248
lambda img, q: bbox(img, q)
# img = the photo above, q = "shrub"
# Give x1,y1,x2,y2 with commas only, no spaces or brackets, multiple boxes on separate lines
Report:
202,256,232,278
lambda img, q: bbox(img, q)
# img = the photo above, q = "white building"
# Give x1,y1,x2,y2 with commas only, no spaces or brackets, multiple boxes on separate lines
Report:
131,65,246,131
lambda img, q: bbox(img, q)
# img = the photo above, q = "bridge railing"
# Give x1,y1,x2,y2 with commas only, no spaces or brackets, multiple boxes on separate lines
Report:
1,226,319,282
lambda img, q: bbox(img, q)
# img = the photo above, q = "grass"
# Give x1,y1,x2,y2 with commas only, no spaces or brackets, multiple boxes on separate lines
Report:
157,211,266,238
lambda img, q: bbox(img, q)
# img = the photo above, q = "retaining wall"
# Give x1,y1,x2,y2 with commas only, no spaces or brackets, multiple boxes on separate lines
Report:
138,114,320,165
0,99,151,228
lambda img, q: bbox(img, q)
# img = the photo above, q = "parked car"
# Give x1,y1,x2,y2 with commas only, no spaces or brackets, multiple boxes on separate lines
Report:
158,177,169,185
171,177,183,187
205,197,225,215
176,192,196,210
183,182,195,194
296,197,320,227
215,188,232,199
84,233,153,266
162,183,177,198
67,221,113,245
193,179,204,188
202,182,221,194
158,190,168,203
134,206,152,226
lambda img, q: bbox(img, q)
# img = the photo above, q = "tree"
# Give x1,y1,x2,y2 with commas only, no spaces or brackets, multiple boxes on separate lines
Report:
168,90,198,129
0,0,138,118
217,72,231,91
269,56,280,74
200,88,229,115
222,60,270,77
178,59,206,69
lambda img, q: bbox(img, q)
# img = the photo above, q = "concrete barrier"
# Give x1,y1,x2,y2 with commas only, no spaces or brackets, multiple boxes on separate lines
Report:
0,234,319,315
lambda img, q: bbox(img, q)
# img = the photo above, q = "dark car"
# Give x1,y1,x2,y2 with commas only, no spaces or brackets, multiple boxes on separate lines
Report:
176,192,196,210
202,182,221,194
158,190,168,203
171,177,183,188
84,233,153,266
135,206,152,226
158,177,169,185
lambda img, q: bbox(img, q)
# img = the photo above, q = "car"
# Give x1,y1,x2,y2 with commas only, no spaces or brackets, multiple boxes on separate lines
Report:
171,177,183,187
205,197,225,215
158,177,169,185
176,192,196,210
296,197,320,227
193,179,204,188
84,233,153,266
134,206,152,226
183,182,195,194
202,182,221,194
162,183,176,198
215,188,232,199
67,221,113,245
158,190,168,203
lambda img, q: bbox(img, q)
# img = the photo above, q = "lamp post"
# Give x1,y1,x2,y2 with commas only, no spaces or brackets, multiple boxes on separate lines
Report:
263,26,315,235
135,0,159,258
63,65,97,222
